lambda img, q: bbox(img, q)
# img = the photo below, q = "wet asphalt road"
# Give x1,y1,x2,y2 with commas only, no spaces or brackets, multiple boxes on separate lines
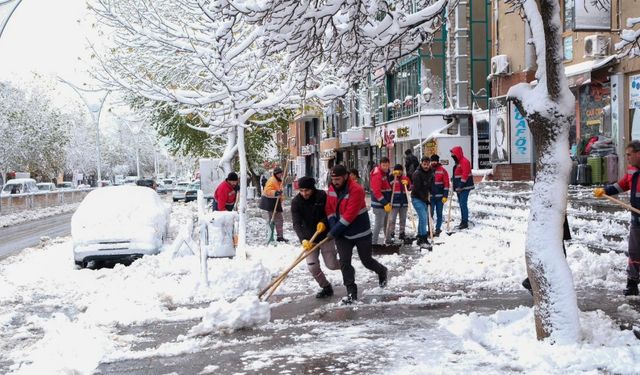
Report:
0,211,74,260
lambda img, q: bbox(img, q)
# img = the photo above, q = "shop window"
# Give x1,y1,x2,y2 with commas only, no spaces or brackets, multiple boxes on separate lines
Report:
576,82,612,156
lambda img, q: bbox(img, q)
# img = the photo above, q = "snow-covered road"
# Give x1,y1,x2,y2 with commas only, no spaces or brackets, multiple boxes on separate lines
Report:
1,183,639,374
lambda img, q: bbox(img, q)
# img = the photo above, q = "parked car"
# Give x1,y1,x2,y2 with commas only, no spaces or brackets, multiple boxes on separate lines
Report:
36,182,57,192
136,179,157,190
1,178,39,197
184,181,201,202
57,182,74,190
71,185,170,268
171,181,190,202
162,179,175,190
156,181,168,194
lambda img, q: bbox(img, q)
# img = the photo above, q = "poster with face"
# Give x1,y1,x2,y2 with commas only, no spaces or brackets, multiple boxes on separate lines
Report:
490,97,509,164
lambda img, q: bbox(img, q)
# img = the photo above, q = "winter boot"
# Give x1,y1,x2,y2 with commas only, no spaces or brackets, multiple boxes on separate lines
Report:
276,237,289,243
416,235,426,246
434,229,442,237
522,278,533,295
398,232,406,241
378,267,389,288
341,285,358,305
624,279,639,296
316,284,334,299
457,222,469,230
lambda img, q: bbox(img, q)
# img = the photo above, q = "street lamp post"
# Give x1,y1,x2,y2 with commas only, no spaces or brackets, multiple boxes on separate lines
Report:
417,87,433,157
0,0,22,40
58,78,109,186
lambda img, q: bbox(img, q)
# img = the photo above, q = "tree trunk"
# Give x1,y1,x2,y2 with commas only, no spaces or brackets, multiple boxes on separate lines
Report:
219,130,237,174
519,0,581,343
237,125,248,258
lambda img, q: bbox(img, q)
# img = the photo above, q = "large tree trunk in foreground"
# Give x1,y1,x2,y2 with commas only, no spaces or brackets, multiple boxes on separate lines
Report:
508,0,580,342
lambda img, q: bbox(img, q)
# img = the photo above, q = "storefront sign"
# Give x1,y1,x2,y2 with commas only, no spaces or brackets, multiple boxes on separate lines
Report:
574,0,610,31
396,126,410,139
579,82,610,138
510,103,531,164
340,127,366,144
489,97,510,164
320,149,336,159
373,126,395,149
473,110,491,169
630,74,640,109
300,144,315,156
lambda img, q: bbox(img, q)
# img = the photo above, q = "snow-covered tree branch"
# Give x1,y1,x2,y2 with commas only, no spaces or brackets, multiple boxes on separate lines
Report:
616,16,640,58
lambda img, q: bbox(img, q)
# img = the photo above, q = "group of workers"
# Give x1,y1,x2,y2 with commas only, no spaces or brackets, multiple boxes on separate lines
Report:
211,140,640,300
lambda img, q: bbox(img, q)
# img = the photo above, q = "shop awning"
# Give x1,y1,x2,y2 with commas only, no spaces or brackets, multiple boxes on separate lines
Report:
564,55,617,87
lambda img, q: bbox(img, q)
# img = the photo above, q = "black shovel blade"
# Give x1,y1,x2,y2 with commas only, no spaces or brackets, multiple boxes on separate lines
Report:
372,244,402,254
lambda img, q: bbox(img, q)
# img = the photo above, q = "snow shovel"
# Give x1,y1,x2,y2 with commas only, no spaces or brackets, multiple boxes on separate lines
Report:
372,181,402,254
445,192,456,236
402,184,417,244
260,237,330,301
601,194,640,216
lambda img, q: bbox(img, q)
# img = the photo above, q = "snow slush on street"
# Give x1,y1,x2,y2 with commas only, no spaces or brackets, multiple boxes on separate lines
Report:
1,183,639,374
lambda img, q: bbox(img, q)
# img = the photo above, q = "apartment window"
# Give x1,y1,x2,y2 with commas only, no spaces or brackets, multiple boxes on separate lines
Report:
563,36,573,61
563,0,574,31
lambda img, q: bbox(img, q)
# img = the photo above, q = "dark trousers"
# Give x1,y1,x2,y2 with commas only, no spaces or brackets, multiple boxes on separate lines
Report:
629,220,640,281
335,234,386,288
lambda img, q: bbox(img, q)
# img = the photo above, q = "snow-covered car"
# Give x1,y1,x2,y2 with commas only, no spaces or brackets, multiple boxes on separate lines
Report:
36,182,57,192
171,181,190,202
1,178,39,196
71,185,171,268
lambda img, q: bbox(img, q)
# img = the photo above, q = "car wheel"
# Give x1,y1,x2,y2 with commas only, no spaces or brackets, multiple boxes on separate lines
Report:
75,260,85,269
173,198,178,202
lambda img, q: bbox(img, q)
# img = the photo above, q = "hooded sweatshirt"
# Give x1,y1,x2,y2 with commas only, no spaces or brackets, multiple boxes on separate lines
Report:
451,146,474,192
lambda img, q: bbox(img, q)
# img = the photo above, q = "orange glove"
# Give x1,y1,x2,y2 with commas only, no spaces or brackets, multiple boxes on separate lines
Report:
401,179,409,186
302,240,314,251
316,222,326,233
442,197,448,204
392,170,402,177
384,203,392,213
593,188,605,198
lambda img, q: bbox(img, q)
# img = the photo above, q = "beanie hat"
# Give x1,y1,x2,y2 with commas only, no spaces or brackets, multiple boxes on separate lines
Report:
393,164,403,171
226,172,239,181
430,154,440,162
297,176,315,189
273,167,283,175
331,165,348,177
405,149,413,155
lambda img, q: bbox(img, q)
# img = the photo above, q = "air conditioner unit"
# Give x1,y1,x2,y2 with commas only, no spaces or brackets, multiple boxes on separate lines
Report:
584,35,610,58
490,55,510,76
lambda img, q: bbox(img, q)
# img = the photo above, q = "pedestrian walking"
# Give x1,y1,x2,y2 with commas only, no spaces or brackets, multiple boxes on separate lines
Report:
213,172,239,211
411,156,435,246
291,176,340,298
259,167,288,242
326,165,389,304
594,140,640,296
370,157,392,245
450,146,474,229
285,173,295,197
429,155,450,236
349,168,362,185
386,164,411,243
404,149,420,179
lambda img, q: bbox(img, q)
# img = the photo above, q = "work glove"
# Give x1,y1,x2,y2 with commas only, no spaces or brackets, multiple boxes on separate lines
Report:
393,170,401,177
302,240,314,251
274,190,282,197
593,188,605,198
442,197,448,204
401,179,409,186
384,203,392,213
316,222,326,233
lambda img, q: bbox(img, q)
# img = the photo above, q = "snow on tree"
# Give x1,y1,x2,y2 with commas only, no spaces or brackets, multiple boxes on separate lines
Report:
504,0,580,342
616,14,640,58
0,82,70,182
88,0,302,247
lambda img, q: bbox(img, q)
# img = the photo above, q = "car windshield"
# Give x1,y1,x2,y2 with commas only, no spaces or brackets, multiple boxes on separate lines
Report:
176,183,189,189
163,179,173,185
3,184,18,193
37,185,50,191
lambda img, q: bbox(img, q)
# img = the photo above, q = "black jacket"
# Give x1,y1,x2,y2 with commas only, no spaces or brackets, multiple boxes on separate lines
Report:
405,154,420,178
291,189,328,242
411,167,435,202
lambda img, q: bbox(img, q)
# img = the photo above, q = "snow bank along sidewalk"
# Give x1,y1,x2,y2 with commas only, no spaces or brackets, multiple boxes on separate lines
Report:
0,202,80,228
1,183,639,375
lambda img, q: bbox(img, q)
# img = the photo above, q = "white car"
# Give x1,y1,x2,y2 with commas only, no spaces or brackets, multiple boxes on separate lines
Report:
71,185,171,268
1,178,39,197
171,181,190,202
36,182,57,192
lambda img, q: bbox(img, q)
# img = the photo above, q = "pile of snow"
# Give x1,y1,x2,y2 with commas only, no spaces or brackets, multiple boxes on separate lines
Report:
0,202,80,228
187,295,270,336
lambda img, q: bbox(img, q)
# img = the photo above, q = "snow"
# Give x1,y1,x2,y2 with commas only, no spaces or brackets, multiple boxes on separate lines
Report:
1,187,639,373
0,202,80,228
